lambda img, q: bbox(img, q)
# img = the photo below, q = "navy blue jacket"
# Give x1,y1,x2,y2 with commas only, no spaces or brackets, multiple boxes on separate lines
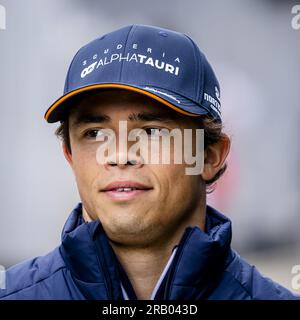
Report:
0,203,298,300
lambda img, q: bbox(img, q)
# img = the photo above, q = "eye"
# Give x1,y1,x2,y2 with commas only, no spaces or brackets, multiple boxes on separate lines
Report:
84,129,105,139
144,127,168,137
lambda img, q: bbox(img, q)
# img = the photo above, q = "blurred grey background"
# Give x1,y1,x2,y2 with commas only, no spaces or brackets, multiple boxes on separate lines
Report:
0,0,299,293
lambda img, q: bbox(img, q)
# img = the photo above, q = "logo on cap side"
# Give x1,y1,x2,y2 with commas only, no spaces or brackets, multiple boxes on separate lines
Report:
204,90,221,117
215,86,220,100
143,87,181,104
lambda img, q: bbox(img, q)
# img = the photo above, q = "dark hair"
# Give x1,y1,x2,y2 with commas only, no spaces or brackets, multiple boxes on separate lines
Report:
55,115,228,193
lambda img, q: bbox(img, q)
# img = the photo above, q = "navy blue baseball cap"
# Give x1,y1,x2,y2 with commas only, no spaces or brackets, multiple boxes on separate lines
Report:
44,24,221,123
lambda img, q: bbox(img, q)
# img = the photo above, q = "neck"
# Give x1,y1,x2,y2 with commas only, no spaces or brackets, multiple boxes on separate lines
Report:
109,211,206,300
111,242,174,299
82,200,206,299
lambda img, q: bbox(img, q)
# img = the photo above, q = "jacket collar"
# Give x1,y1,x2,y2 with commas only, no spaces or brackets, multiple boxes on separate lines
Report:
163,207,233,299
59,203,233,300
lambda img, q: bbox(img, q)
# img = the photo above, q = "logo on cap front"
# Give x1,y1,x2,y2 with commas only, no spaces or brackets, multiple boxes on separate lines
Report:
81,61,97,78
79,43,181,79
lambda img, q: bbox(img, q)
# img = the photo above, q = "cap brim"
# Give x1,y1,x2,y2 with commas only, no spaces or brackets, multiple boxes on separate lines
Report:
44,83,209,123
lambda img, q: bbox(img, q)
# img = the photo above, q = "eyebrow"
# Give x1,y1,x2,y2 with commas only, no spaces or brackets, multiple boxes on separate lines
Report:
128,112,180,122
72,111,180,127
73,114,111,127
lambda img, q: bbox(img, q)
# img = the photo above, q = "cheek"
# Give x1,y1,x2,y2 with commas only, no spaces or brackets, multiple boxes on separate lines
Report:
153,164,189,200
71,146,100,189
163,164,201,203
150,164,201,228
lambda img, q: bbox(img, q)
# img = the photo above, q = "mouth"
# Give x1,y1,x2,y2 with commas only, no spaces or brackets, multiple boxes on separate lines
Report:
100,181,153,201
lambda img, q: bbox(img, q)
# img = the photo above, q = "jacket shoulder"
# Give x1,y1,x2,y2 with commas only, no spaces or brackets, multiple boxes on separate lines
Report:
0,247,69,299
221,250,300,300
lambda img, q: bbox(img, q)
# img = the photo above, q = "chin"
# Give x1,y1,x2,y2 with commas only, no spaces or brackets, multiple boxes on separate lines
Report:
107,230,158,247
104,216,158,242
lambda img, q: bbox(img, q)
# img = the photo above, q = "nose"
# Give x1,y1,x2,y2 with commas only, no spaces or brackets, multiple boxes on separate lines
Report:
104,151,144,170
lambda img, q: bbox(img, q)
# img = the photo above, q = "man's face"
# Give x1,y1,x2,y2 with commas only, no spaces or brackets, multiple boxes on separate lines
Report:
66,90,205,247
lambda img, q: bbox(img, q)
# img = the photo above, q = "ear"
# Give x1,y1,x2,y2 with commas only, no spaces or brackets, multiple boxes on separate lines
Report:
62,142,73,168
201,134,231,182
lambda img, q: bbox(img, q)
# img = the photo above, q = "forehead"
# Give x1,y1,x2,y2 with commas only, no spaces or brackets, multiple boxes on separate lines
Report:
69,89,193,123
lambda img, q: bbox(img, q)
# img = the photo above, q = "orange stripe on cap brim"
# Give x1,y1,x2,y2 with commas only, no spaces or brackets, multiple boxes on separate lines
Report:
44,83,203,122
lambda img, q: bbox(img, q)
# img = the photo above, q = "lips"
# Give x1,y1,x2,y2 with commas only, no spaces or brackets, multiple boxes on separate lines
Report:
101,180,153,201
101,181,152,192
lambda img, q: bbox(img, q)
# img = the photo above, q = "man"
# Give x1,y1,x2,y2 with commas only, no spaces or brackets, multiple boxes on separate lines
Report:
0,24,298,300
